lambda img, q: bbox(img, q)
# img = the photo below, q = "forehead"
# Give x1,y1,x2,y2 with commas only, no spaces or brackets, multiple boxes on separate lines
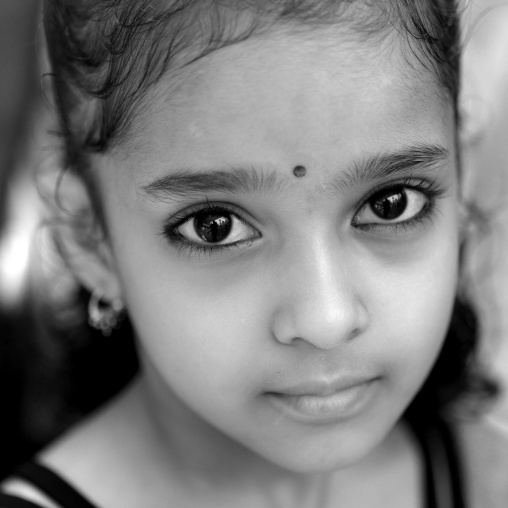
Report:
119,26,451,182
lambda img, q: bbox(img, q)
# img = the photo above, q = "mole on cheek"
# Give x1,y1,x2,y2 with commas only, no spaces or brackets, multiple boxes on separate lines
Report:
293,165,307,178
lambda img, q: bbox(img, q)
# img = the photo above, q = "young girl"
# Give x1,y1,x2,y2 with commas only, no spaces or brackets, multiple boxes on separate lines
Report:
2,0,508,506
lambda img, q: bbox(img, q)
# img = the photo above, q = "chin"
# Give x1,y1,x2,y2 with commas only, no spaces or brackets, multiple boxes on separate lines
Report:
254,426,390,474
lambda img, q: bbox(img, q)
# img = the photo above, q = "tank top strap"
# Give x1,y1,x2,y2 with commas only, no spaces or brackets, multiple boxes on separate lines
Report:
409,415,467,508
436,417,466,508
10,462,99,508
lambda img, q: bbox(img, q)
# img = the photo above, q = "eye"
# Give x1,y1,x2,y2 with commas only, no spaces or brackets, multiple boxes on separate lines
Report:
354,186,428,227
175,207,259,246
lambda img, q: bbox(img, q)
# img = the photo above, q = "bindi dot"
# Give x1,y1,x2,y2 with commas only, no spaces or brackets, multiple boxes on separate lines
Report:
292,165,307,178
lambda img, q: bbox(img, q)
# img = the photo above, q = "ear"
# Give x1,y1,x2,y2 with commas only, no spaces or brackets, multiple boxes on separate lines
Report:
53,169,123,304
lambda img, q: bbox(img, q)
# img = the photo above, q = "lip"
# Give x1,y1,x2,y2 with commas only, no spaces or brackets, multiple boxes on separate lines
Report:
265,377,379,422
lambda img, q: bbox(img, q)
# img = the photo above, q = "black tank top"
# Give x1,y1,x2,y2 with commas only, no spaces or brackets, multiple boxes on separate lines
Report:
0,417,466,508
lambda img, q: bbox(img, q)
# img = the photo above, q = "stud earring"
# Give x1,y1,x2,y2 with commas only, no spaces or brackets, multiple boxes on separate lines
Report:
88,290,125,336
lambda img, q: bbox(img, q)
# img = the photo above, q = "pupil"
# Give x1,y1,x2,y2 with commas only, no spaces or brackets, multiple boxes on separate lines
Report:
371,189,407,220
194,211,232,243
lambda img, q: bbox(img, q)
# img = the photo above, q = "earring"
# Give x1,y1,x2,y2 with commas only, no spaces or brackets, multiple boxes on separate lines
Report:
88,290,125,336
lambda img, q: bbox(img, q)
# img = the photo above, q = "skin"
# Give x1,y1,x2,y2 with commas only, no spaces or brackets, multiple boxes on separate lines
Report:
24,23,459,508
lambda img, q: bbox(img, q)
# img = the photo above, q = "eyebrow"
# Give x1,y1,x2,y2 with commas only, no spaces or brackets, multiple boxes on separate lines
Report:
140,144,449,202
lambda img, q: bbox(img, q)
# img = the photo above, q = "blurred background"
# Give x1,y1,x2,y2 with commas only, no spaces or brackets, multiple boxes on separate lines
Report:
461,0,508,423
0,0,42,478
1,0,508,478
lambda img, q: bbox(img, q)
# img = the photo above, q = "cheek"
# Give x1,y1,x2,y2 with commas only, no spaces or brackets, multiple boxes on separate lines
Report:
370,227,459,396
116,247,271,396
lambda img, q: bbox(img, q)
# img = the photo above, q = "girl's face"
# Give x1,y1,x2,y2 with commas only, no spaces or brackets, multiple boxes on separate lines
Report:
91,27,459,472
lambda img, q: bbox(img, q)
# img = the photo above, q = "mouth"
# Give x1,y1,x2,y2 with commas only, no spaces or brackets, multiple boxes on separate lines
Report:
265,377,379,422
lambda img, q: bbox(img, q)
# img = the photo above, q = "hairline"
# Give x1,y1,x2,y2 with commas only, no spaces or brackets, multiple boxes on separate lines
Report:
110,18,452,158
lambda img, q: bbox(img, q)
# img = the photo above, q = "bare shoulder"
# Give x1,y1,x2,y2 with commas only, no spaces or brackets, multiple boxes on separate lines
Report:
455,415,508,507
1,478,60,508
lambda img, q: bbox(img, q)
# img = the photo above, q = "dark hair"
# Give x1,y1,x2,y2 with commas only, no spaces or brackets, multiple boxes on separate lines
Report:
38,0,496,441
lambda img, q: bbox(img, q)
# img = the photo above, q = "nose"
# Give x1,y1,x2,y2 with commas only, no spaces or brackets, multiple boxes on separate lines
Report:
271,242,369,349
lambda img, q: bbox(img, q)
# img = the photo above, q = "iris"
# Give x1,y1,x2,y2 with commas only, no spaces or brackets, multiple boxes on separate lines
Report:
194,211,232,243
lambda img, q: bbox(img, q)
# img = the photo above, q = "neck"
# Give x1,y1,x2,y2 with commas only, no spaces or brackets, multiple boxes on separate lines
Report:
112,369,414,508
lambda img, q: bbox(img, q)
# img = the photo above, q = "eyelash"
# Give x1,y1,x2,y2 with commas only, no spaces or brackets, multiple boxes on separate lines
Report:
162,202,257,258
161,177,446,257
352,177,445,233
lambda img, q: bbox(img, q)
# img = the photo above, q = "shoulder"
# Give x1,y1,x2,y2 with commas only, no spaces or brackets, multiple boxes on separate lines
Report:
454,415,508,508
0,478,60,508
